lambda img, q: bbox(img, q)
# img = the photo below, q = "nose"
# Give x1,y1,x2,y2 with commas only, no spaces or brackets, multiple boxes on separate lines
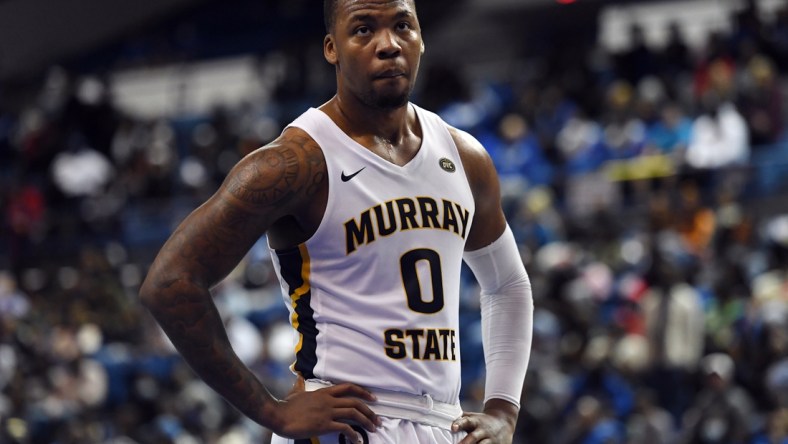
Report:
375,29,401,59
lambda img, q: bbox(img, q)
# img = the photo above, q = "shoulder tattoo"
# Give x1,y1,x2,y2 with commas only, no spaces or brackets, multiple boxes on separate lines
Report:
226,134,325,208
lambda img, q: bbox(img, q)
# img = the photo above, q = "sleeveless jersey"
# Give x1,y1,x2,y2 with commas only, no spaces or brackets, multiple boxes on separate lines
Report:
269,104,475,404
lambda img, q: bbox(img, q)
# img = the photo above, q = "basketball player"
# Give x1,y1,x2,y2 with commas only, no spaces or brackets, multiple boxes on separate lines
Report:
139,0,533,443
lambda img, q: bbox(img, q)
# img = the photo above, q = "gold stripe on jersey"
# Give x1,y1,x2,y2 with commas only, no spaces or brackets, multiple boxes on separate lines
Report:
281,244,318,379
290,244,311,355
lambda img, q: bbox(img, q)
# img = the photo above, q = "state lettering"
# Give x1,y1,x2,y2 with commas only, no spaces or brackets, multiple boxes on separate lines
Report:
383,328,457,361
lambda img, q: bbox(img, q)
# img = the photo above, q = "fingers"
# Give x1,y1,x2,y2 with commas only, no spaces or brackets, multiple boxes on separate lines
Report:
454,416,476,444
457,433,477,444
335,423,364,444
284,375,306,399
311,387,380,432
333,407,379,433
457,429,485,444
453,412,512,444
292,375,305,392
452,414,476,433
329,382,378,402
283,381,382,439
331,396,380,431
454,415,488,444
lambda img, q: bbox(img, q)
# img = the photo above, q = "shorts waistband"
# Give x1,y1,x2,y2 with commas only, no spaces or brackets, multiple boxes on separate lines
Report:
304,380,463,430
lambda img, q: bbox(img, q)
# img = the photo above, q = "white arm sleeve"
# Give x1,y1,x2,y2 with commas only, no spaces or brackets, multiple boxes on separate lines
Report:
462,224,533,408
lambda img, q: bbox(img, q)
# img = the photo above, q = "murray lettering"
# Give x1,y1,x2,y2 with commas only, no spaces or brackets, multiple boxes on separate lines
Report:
344,196,471,254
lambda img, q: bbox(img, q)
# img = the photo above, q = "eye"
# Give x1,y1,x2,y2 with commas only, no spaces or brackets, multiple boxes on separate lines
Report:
354,26,371,36
396,22,412,31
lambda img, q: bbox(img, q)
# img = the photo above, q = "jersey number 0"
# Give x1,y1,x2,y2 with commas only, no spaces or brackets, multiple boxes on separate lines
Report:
400,249,445,314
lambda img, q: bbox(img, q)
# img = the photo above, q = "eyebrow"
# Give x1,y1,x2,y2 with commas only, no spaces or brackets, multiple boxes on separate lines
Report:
347,9,414,24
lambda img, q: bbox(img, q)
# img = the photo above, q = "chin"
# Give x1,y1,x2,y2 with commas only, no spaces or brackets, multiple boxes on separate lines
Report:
368,89,410,110
375,96,409,110
358,82,411,110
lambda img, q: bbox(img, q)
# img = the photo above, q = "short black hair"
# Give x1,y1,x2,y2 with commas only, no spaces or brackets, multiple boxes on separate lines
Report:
324,0,417,34
324,0,337,33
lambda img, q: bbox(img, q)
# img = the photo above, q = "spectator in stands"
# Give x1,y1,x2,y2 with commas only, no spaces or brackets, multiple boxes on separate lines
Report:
739,55,783,146
644,101,692,159
626,389,675,444
750,407,788,444
658,22,692,86
768,5,788,71
616,23,659,85
555,108,606,176
3,179,47,274
476,112,553,196
680,353,755,444
601,80,646,161
641,251,705,423
693,32,736,101
685,90,750,169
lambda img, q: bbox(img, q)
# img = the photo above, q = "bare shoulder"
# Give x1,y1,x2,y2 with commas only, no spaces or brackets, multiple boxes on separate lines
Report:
141,127,328,290
447,127,492,167
222,126,327,216
446,126,507,250
446,126,497,196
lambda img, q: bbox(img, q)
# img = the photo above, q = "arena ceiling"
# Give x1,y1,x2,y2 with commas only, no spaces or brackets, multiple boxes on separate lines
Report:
0,0,646,82
0,0,203,81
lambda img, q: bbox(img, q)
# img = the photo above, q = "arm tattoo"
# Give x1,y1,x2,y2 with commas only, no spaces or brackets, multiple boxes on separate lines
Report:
148,277,271,419
176,133,325,285
173,203,259,283
141,131,327,425
226,135,324,207
226,150,298,205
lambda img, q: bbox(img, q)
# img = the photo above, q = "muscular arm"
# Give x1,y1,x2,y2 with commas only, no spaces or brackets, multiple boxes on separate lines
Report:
452,128,508,251
139,129,377,438
451,127,532,443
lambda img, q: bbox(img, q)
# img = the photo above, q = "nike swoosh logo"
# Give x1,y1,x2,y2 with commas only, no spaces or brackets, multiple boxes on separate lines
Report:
341,167,366,182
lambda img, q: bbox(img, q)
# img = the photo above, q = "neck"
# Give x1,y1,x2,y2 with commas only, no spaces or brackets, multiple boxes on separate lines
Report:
329,93,410,143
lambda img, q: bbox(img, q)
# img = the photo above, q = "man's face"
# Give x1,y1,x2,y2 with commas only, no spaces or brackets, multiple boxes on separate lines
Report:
325,0,424,110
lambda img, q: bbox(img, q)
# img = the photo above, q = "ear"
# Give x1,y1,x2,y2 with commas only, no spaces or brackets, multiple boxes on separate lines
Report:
324,34,338,65
420,40,425,55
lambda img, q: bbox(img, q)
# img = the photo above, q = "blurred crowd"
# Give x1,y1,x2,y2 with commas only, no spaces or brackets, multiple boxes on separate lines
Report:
2,1,788,443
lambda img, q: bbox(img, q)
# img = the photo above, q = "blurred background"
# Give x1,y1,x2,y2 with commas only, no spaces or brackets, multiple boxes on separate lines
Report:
1,0,788,442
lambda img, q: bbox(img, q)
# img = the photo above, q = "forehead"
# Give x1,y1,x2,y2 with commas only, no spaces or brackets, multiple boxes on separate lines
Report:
335,0,416,21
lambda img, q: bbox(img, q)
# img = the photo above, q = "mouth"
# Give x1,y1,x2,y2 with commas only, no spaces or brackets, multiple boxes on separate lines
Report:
374,69,406,80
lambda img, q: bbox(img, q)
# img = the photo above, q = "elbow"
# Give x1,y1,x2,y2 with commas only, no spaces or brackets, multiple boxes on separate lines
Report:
138,275,159,311
138,268,172,313
138,269,205,314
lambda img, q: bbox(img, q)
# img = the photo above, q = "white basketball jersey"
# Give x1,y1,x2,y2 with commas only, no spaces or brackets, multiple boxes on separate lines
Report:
269,104,475,404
